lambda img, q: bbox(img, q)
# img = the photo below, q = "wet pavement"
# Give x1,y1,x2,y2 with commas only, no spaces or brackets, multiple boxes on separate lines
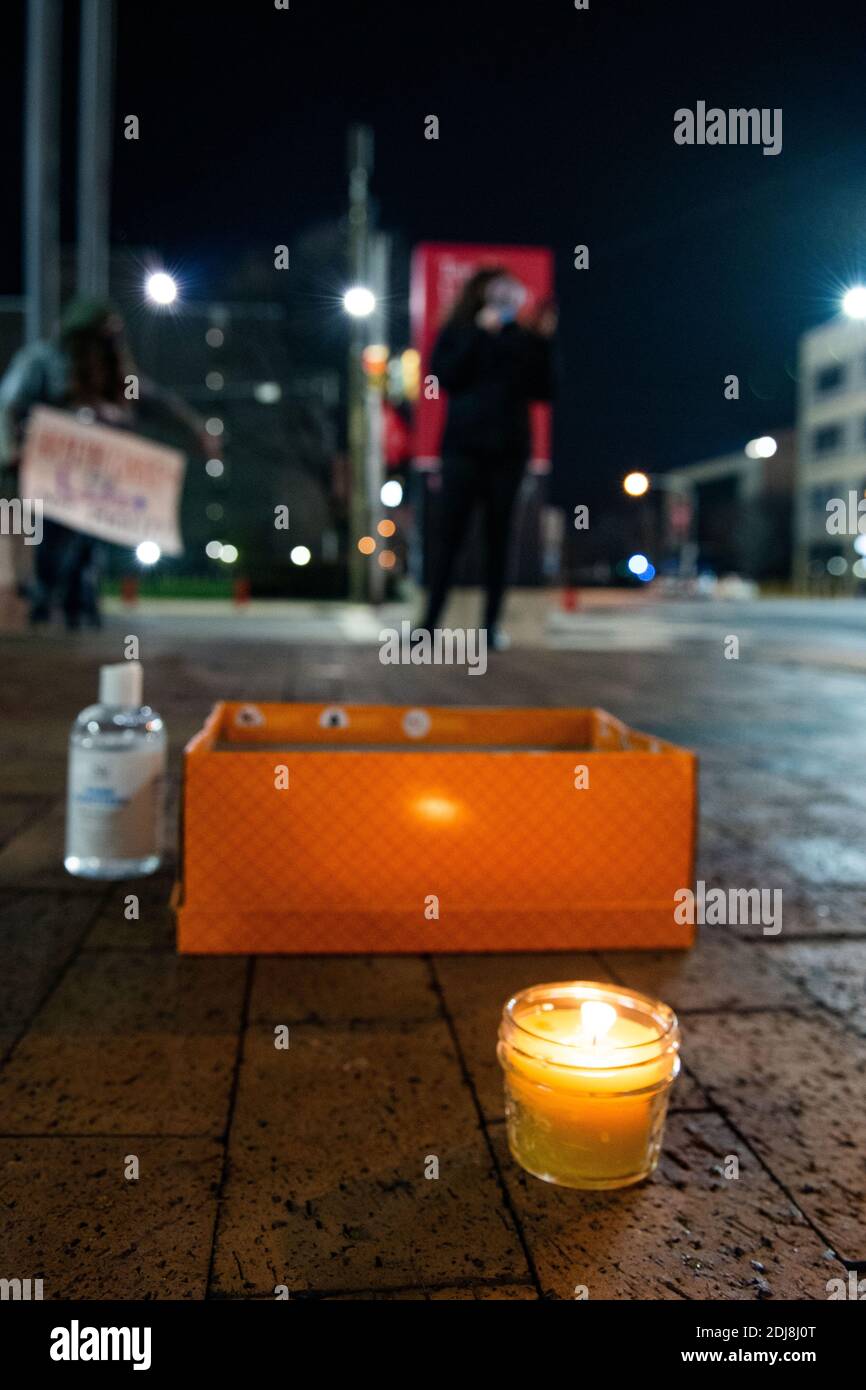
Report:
0,595,864,1299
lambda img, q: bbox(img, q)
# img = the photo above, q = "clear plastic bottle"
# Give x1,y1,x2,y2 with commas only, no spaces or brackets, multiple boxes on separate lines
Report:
64,661,167,879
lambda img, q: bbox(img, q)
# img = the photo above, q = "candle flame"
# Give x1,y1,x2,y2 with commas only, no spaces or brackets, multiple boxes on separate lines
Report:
580,1000,617,1048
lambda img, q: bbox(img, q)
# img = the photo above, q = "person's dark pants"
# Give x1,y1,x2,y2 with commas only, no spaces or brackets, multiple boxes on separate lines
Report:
32,519,102,628
422,451,526,632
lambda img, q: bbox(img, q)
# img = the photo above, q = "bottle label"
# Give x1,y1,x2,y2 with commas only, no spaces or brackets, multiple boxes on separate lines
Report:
66,744,165,862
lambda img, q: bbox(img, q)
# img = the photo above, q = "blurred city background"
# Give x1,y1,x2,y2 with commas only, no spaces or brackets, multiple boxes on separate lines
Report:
3,0,866,1311
2,0,866,622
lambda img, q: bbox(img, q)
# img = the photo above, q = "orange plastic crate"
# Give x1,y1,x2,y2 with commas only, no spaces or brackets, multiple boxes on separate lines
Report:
174,703,697,954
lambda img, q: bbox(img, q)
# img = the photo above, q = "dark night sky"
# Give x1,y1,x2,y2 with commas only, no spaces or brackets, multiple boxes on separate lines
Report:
4,0,866,506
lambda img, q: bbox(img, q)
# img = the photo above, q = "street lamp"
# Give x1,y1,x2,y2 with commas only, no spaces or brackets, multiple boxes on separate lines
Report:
342,286,376,318
843,285,866,319
623,471,650,497
144,271,178,306
745,436,777,459
381,479,403,507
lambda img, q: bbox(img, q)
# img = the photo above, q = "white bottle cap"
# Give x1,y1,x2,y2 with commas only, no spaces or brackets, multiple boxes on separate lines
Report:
98,661,144,707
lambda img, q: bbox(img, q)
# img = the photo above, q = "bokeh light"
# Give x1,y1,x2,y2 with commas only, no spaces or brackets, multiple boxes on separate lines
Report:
623,471,649,497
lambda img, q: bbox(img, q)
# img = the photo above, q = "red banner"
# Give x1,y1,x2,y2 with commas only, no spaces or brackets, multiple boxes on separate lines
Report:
410,241,554,469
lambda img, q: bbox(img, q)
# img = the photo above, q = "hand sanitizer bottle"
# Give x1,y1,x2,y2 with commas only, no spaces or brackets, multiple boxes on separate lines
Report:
65,661,167,879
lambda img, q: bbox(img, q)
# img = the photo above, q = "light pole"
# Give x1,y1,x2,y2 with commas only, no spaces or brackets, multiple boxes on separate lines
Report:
346,124,374,603
23,0,62,344
77,0,116,300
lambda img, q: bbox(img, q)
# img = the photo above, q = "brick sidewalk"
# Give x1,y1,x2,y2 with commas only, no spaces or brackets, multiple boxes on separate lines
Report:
0,618,864,1299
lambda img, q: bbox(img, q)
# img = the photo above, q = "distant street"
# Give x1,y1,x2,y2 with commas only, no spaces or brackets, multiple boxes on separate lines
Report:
84,590,866,671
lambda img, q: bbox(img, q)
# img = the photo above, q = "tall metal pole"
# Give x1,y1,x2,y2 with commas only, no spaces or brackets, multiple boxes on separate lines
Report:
366,230,390,606
346,124,373,602
23,0,62,344
77,0,116,299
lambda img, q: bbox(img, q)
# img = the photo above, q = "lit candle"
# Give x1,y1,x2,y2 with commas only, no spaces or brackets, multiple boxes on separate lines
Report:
497,981,680,1190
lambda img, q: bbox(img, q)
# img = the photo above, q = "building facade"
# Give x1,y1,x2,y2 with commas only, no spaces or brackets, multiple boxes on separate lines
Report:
795,316,866,585
661,430,794,581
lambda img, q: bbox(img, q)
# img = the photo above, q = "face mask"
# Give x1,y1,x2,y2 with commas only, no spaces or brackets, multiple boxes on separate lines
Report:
487,278,526,321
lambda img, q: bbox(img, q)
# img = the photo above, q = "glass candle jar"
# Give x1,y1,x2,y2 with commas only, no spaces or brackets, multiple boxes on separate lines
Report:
497,981,680,1190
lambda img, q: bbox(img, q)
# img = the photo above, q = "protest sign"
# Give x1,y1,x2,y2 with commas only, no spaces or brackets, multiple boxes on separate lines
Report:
20,406,185,555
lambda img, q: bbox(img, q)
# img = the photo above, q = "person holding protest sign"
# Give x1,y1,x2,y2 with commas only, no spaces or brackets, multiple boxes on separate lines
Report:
0,298,211,629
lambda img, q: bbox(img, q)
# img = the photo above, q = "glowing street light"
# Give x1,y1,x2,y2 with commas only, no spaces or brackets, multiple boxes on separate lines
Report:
843,285,866,319
290,546,311,566
144,271,178,306
343,286,376,318
623,471,650,497
627,552,650,576
380,479,403,507
745,436,777,459
135,541,161,565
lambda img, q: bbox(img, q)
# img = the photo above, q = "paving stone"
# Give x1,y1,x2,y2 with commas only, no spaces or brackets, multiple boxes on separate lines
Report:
730,888,866,941
0,796,178,894
0,797,49,849
210,1022,527,1295
0,891,103,1056
0,953,246,1135
434,952,614,1121
0,1137,222,1298
0,801,100,892
3,619,866,1298
671,1067,712,1111
690,843,866,941
600,935,804,1014
769,835,866,889
0,728,68,796
496,1112,846,1300
83,879,177,952
694,841,801,900
249,956,439,1025
772,941,866,1037
683,1011,866,1261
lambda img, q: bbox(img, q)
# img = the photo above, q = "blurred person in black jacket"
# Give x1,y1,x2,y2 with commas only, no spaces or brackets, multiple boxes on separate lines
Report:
421,266,556,646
